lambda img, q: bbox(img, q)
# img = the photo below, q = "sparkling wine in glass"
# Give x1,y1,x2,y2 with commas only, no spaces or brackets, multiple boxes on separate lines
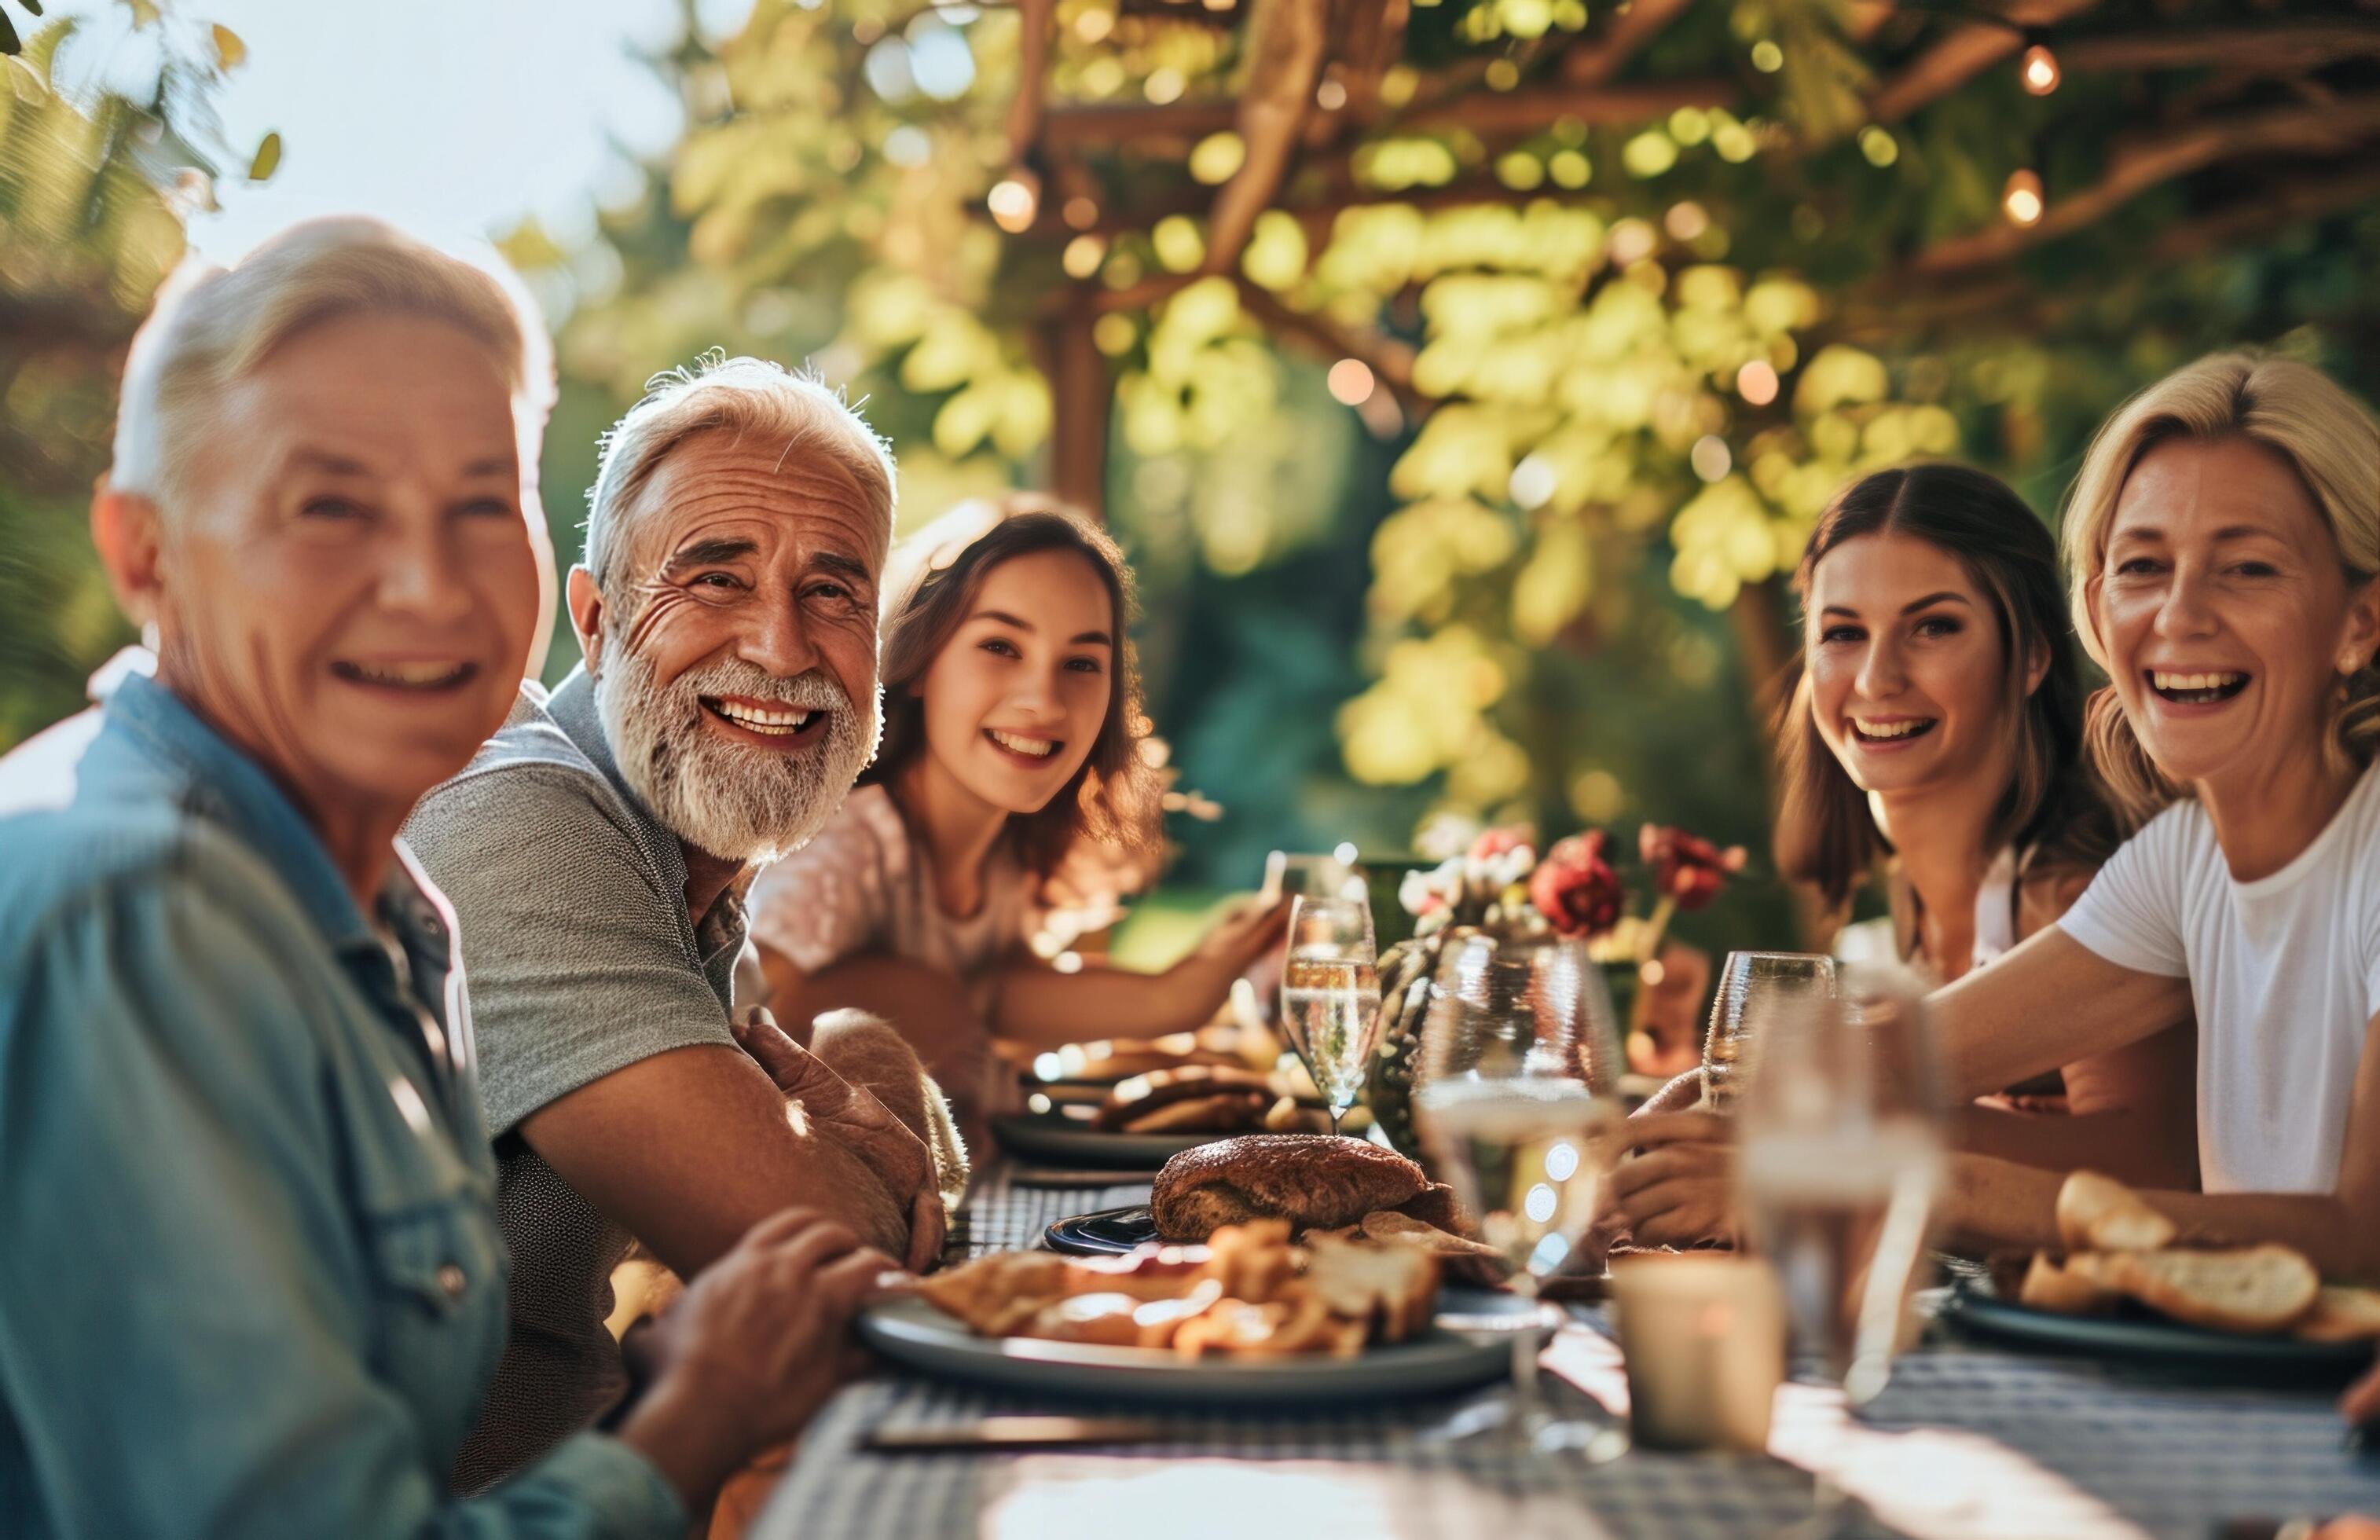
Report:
1414,930,1629,1460
1279,895,1381,1137
1702,951,1835,1113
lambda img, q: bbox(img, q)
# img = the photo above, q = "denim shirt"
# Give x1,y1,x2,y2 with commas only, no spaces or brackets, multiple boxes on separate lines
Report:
0,673,684,1538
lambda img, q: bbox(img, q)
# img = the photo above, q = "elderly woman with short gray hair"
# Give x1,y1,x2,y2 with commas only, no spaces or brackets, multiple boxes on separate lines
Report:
0,217,887,1536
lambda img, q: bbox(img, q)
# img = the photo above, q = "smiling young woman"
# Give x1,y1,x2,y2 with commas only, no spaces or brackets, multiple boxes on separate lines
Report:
1614,465,2198,1248
745,497,1285,1135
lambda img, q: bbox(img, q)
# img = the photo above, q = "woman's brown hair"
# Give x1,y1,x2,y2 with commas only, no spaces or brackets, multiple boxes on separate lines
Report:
864,494,1165,886
1774,464,2118,917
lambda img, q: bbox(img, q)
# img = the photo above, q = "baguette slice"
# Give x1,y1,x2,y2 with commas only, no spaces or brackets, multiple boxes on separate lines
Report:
2018,1251,2120,1315
2295,1285,2380,1343
2106,1245,2319,1334
2055,1171,2176,1253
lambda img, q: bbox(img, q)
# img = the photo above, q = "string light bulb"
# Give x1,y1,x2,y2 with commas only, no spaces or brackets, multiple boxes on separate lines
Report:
2019,41,2061,96
2002,168,2044,227
987,172,1040,233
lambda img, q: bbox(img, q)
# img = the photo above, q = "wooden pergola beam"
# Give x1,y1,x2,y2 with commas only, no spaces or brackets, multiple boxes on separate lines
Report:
1912,93,2380,274
1006,0,1057,167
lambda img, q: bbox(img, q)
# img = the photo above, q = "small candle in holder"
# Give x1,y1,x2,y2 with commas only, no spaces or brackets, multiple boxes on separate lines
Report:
1608,1254,1786,1452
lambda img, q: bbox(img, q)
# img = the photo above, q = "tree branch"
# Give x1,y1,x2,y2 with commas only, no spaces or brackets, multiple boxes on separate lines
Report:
2057,19,2380,75
1560,0,1694,86
1232,278,1428,410
1006,0,1057,169
1868,0,2099,123
1911,94,2380,275
1203,0,1327,276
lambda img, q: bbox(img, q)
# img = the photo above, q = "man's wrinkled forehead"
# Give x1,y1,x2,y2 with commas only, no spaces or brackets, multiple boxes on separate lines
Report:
622,430,891,580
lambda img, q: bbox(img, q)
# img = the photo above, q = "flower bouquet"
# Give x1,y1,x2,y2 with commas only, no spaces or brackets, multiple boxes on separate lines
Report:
1366,823,1746,1157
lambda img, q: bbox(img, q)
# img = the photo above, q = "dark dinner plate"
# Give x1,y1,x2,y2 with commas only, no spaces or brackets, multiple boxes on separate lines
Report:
989,1113,1223,1168
1043,1204,1162,1255
1939,1274,2371,1377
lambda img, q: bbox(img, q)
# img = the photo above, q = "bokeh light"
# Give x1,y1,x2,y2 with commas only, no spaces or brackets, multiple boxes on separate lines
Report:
1327,358,1377,405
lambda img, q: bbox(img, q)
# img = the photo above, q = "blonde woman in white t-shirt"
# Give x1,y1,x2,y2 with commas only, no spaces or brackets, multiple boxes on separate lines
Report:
1920,354,2380,1278
746,497,1284,1135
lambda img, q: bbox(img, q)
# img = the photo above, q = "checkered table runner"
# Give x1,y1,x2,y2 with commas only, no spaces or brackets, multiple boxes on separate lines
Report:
754,1174,2380,1538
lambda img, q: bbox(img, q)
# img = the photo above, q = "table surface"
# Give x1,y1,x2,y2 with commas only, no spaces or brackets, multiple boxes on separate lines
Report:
755,1169,2380,1540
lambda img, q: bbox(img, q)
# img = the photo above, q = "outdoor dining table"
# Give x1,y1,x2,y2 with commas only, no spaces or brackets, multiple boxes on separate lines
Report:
754,1165,2380,1539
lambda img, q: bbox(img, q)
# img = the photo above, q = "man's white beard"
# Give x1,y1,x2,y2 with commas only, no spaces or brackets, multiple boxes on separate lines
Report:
594,643,878,866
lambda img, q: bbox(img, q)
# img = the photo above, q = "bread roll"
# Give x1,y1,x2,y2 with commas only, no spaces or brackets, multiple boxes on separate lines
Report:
2017,1251,2118,1315
2054,1171,2176,1253
2106,1244,2319,1334
1151,1135,1432,1240
2295,1285,2380,1343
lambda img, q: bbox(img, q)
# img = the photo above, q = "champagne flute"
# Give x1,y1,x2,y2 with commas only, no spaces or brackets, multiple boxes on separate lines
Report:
1701,951,1836,1112
1278,894,1381,1138
1415,930,1629,1461
1736,959,1942,1528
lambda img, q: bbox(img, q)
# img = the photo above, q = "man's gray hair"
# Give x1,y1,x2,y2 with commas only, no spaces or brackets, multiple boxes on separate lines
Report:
112,215,552,502
583,353,897,591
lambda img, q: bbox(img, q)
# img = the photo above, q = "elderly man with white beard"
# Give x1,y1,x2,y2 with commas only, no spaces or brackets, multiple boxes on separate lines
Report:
403,354,959,1494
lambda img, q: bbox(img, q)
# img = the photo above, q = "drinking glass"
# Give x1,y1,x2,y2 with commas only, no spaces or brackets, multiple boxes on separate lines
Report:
1736,959,1942,1527
1701,951,1836,1112
1414,930,1629,1461
1278,894,1381,1138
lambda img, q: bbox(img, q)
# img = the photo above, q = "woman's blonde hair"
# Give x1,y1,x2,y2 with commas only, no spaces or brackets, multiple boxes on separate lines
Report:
2061,351,2380,828
113,215,552,504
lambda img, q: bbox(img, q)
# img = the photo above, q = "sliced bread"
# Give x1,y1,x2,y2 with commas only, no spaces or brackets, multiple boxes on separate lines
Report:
2106,1244,2319,1334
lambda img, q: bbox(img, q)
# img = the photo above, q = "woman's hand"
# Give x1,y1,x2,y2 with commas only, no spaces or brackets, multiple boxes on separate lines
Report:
619,1208,897,1508
1608,1111,1741,1248
1190,895,1291,978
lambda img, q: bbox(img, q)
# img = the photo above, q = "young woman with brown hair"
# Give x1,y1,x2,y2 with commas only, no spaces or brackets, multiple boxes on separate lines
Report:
1616,463,2198,1245
746,497,1282,1129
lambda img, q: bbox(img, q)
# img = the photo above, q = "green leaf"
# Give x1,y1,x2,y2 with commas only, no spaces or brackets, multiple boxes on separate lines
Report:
248,130,281,181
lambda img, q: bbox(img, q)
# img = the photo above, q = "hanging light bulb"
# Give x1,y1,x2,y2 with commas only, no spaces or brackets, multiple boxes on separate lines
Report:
2002,168,2045,227
987,171,1040,233
2019,41,2061,96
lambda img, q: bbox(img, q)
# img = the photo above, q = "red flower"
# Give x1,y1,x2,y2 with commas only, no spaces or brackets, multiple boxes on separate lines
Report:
1638,824,1747,913
1530,832,1626,938
1469,826,1533,864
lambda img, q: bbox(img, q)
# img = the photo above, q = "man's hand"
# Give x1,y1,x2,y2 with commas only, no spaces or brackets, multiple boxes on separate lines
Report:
1608,1110,1740,1248
619,1208,898,1507
732,1008,947,1271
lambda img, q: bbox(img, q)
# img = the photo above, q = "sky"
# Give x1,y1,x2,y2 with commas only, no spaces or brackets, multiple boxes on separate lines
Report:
49,0,755,259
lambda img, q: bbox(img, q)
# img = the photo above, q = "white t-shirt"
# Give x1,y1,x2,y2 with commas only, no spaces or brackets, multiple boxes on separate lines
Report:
2057,764,2380,1194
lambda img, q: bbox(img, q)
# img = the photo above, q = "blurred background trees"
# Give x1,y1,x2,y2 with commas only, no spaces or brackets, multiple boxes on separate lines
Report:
6,0,2378,948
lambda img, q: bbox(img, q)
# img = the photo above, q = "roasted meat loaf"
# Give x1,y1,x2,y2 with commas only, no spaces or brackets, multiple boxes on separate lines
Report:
1150,1134,1454,1240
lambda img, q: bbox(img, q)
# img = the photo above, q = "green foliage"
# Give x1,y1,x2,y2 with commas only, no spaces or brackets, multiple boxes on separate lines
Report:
0,10,229,746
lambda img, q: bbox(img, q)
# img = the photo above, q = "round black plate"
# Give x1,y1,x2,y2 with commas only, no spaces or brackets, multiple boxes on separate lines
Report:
1043,1204,1161,1255
1940,1275,2371,1376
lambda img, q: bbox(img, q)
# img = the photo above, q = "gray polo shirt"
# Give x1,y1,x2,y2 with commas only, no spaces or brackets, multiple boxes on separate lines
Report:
402,666,746,1493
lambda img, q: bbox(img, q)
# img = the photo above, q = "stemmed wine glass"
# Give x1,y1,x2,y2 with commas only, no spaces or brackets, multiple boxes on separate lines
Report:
1278,894,1382,1138
1735,959,1942,1529
1701,951,1836,1112
1414,929,1630,1461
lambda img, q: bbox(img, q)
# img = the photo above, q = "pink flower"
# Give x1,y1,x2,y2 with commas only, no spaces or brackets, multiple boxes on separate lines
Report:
1469,826,1533,864
1638,824,1747,913
1530,832,1626,938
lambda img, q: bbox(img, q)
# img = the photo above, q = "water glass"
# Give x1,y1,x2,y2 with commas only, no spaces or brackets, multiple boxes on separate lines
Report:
1414,930,1629,1460
1701,951,1836,1112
